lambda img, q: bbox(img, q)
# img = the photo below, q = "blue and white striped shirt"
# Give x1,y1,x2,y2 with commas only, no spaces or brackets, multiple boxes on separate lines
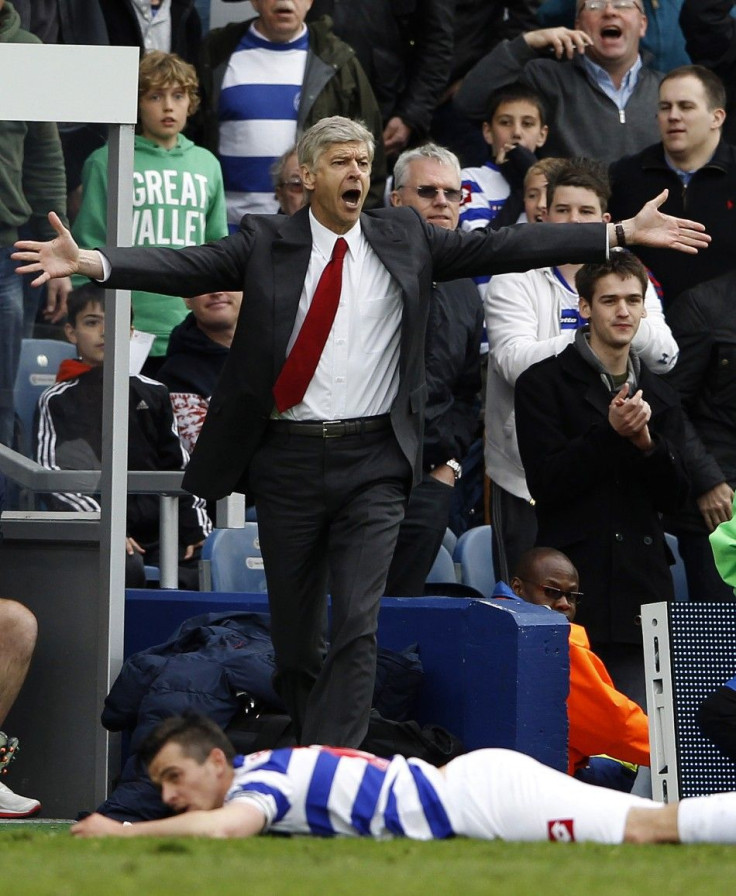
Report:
225,746,454,840
218,24,309,228
459,161,522,299
459,161,512,233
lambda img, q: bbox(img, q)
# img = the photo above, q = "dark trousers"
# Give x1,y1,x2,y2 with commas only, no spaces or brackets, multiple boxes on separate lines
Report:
248,425,411,748
385,473,454,596
490,481,538,583
676,532,736,603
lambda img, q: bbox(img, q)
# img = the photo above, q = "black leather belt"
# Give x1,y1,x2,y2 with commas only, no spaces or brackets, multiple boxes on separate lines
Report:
268,414,392,438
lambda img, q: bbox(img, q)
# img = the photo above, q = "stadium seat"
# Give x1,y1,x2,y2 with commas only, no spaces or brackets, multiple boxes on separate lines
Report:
453,525,496,599
13,338,75,458
441,527,458,556
144,565,160,585
199,523,267,593
665,532,689,602
424,543,457,586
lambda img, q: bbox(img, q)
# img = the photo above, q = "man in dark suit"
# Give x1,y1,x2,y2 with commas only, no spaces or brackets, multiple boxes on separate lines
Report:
515,251,690,707
14,116,709,749
385,142,483,595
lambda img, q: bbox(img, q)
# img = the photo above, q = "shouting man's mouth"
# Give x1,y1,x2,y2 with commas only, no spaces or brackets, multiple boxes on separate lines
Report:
342,188,362,208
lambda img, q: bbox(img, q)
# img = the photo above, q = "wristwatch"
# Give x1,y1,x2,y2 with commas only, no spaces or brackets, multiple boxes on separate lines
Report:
445,458,462,481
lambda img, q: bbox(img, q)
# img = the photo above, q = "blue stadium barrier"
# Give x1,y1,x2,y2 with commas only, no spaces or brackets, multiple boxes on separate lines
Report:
125,590,570,770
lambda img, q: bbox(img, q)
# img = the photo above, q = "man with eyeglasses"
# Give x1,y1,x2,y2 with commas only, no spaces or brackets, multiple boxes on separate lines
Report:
385,144,483,595
455,0,661,163
494,546,650,787
271,146,307,217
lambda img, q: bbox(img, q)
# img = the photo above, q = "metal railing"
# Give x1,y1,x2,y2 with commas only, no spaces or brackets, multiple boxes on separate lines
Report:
0,443,247,589
0,443,182,587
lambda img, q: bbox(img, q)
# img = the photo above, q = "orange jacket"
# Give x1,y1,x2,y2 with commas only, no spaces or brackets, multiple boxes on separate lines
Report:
567,623,650,775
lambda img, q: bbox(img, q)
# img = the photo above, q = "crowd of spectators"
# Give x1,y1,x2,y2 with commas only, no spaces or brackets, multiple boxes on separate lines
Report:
4,0,736,814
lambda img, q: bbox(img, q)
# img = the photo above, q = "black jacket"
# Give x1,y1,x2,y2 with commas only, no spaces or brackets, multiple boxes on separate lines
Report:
157,312,229,398
663,270,736,533
515,343,689,644
15,0,108,44
609,139,736,308
680,0,736,145
423,278,483,469
35,367,210,548
307,0,454,137
99,0,202,66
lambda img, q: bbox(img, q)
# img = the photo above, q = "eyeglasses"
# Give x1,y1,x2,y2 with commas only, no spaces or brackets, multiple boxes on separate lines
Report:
578,0,642,11
279,179,303,193
519,581,584,604
397,185,463,203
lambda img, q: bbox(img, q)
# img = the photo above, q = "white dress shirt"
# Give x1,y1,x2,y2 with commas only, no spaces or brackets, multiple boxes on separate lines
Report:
279,211,403,421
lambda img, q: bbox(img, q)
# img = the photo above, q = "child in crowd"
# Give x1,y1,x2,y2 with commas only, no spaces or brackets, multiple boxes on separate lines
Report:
459,83,549,233
522,157,566,223
459,84,549,296
35,285,212,589
72,50,227,372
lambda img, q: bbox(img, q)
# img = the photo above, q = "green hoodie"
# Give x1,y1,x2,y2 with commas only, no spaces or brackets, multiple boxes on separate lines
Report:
0,1,68,246
72,134,228,355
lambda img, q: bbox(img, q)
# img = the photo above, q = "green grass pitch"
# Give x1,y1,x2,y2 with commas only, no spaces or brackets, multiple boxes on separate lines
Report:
1,826,735,896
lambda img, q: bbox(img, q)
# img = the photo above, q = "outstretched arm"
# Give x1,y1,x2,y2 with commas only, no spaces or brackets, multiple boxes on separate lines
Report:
612,190,711,254
71,802,267,839
12,211,105,285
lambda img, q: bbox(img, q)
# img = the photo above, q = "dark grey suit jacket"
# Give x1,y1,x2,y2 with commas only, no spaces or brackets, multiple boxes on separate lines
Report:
103,206,608,500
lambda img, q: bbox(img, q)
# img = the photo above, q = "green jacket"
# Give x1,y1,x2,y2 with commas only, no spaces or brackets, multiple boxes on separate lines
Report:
198,15,386,209
0,1,68,246
73,134,228,355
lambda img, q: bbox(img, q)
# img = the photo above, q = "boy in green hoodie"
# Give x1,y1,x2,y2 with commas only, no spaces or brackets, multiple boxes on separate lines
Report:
72,50,227,372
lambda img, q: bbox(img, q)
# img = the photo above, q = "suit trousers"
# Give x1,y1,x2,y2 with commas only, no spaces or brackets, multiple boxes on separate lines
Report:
248,424,412,747
489,481,538,584
385,473,454,596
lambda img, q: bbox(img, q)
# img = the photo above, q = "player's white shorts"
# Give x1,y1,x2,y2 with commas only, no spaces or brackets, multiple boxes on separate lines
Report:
442,749,658,844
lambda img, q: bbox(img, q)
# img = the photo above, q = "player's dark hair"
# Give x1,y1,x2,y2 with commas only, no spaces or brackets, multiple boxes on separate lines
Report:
139,714,237,768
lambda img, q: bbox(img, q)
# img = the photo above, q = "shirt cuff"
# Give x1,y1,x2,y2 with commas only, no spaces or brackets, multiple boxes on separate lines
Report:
96,251,111,282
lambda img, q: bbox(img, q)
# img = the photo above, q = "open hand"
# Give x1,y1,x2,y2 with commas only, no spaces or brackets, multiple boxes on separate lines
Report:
13,211,81,286
627,190,711,253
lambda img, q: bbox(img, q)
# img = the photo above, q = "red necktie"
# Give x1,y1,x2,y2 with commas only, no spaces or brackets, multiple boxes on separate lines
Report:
273,237,348,413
